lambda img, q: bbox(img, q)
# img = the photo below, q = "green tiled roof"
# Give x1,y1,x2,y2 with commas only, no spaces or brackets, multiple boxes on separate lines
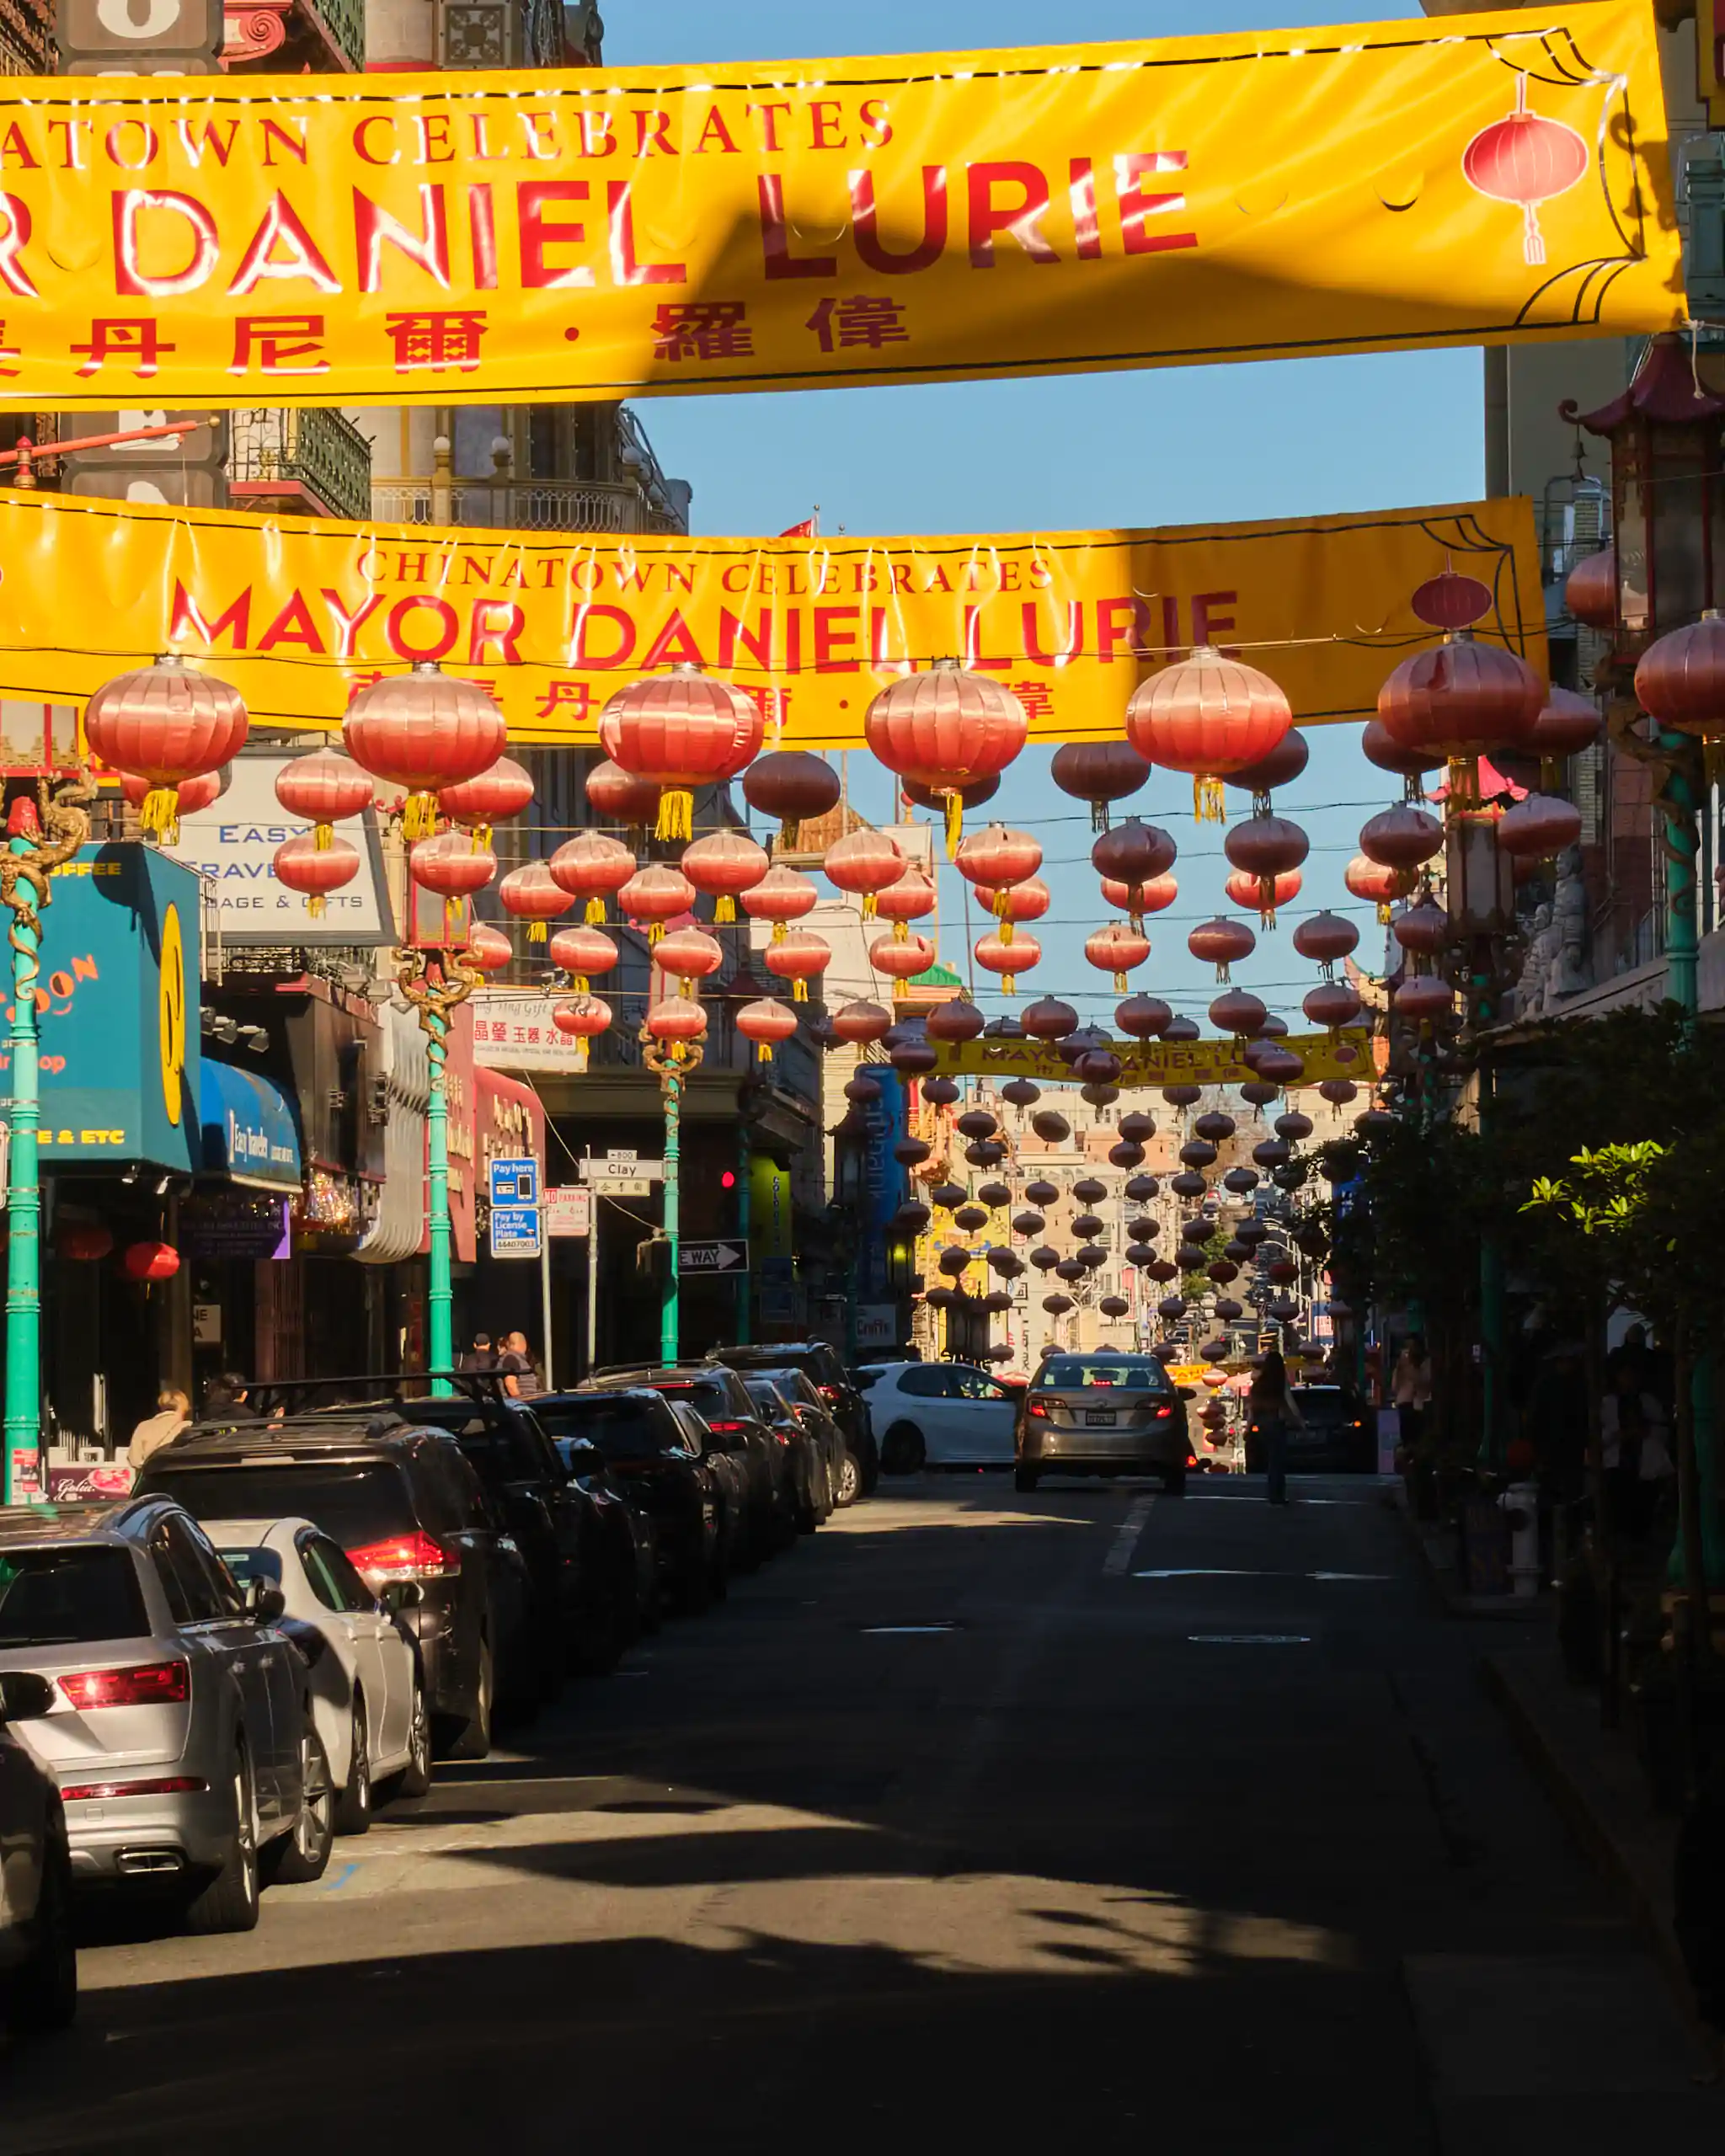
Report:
909,960,963,988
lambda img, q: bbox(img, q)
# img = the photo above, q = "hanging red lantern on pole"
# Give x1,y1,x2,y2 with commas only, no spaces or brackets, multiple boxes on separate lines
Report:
553,993,612,1070
1085,921,1151,991
1461,72,1589,266
1345,853,1416,924
1376,632,1543,803
548,924,618,992
975,930,1039,996
437,755,533,848
655,925,724,997
585,758,661,835
681,829,769,922
863,661,1028,856
868,932,937,982
1050,739,1151,830
410,830,497,939
1125,648,1293,821
499,860,574,944
618,862,697,944
273,833,361,921
342,662,505,840
274,749,372,848
1359,803,1445,870
644,995,709,1058
84,654,249,838
736,996,798,1062
1225,867,1301,922
1188,916,1256,982
120,770,222,846
763,928,830,1002
598,664,763,841
822,827,905,918
461,922,514,973
741,749,841,850
873,864,937,943
970,876,1049,949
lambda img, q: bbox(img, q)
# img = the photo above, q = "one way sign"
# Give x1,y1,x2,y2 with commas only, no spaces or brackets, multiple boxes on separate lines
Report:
678,1240,750,1275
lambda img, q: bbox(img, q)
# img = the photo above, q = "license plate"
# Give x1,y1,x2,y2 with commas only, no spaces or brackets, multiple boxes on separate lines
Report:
1084,1408,1115,1427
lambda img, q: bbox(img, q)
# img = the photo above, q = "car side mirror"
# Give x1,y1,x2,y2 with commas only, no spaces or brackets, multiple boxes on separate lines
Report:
379,1579,425,1614
0,1669,55,1721
247,1579,287,1624
1177,1386,1197,1400
563,1438,604,1478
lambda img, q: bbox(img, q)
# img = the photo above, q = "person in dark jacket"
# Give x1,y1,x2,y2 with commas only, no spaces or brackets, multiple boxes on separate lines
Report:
1247,1350,1304,1507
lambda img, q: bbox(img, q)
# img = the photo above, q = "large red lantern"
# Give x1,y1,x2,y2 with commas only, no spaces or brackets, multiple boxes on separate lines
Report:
742,750,841,849
681,829,769,921
438,755,533,846
547,831,636,924
740,862,820,940
863,661,1028,854
272,833,361,921
1345,853,1416,924
120,770,222,846
462,922,514,973
1085,922,1151,990
598,664,763,841
1461,73,1589,266
1359,804,1444,871
498,860,574,944
619,863,697,944
868,931,936,981
656,925,724,996
736,996,798,1062
585,758,661,832
1634,611,1725,738
1124,648,1293,821
275,750,372,848
343,662,506,839
121,1240,180,1283
85,654,248,838
1188,916,1255,981
410,830,495,939
763,928,830,1002
548,924,618,991
1091,819,1178,902
1377,632,1544,783
975,930,1039,995
1050,739,1151,829
553,993,612,1070
873,865,937,943
823,827,905,918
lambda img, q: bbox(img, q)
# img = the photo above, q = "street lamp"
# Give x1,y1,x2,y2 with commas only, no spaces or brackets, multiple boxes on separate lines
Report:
641,996,707,1365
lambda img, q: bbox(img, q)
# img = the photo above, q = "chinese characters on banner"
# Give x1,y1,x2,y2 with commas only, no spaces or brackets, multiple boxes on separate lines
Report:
0,6,1681,411
931,1029,1374,1086
0,490,1544,746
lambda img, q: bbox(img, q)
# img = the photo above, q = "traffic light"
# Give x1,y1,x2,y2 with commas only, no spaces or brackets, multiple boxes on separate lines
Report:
719,1171,736,1190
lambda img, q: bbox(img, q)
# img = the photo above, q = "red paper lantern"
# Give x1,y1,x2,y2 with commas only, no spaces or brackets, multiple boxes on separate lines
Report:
1102,871,1178,921
739,862,820,940
498,860,574,944
619,863,697,944
121,1240,180,1283
585,758,661,830
1634,611,1725,738
971,877,1050,948
547,831,635,923
681,829,769,921
273,833,361,920
832,998,893,1043
1304,982,1364,1033
763,928,830,1002
1022,996,1078,1040
741,749,841,847
955,823,1043,894
656,925,724,995
411,830,496,902
1224,727,1311,800
1497,792,1583,859
874,865,937,942
1565,547,1616,632
1125,648,1293,819
1531,686,1602,761
903,773,999,817
1345,854,1417,923
1188,916,1256,981
1085,921,1151,990
974,930,1039,995
462,923,514,973
1117,993,1173,1038
925,997,986,1043
1393,901,1450,957
1050,739,1151,828
1395,975,1455,1021
868,932,937,980
57,1224,114,1262
121,769,222,845
1092,819,1178,901
736,996,798,1061
644,995,709,1050
1225,867,1302,922
438,755,533,843
823,827,905,918
598,664,764,841
343,663,505,839
548,925,618,990
1359,804,1444,870
275,750,373,851
1461,74,1589,265
85,654,248,838
1377,632,1543,767
1291,911,1360,968
863,661,1028,853
1210,988,1267,1036
1362,717,1444,788
553,994,611,1069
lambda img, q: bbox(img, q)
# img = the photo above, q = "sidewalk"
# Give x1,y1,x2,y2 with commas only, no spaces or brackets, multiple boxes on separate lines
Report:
1391,1483,1544,1620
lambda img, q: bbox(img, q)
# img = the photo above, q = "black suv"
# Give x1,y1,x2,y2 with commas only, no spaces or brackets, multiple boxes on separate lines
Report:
710,1343,879,1500
136,1415,529,1762
593,1364,789,1559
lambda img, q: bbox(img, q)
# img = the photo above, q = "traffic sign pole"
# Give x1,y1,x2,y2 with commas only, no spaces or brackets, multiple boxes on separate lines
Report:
540,1219,554,1394
585,1145,598,1380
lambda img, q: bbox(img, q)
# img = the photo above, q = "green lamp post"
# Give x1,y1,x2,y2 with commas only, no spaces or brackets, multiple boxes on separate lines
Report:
642,1005,706,1367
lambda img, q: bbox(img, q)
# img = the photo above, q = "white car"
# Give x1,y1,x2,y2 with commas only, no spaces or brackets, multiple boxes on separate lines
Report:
206,1518,430,1833
859,1362,1020,1471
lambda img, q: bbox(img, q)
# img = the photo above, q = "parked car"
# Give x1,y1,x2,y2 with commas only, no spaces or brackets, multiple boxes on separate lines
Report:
594,1364,789,1559
741,1366,849,1518
558,1431,663,1637
138,1417,530,1764
665,1400,750,1584
860,1360,1019,1472
708,1343,879,1498
1243,1385,1375,1475
1014,1353,1194,1493
536,1388,728,1614
741,1375,835,1531
0,1497,330,1932
0,1669,76,2032
205,1518,430,1833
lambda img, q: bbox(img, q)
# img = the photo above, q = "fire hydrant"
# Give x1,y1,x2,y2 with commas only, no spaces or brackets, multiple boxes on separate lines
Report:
1498,1481,1541,1598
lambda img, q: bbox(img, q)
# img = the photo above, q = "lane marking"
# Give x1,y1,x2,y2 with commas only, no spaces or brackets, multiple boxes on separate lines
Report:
1103,1492,1156,1576
321,1862,360,1892
1133,1567,1264,1579
862,1624,956,1635
1188,1634,1312,1645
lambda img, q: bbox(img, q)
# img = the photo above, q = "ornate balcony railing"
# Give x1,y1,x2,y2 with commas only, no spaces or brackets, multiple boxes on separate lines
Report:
371,477,681,536
229,407,373,523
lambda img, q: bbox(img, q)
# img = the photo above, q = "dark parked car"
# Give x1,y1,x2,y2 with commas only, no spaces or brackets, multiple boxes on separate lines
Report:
593,1364,789,1559
536,1389,728,1614
741,1369,846,1524
709,1343,878,1500
1015,1353,1193,1493
742,1376,833,1533
139,1417,530,1763
1244,1385,1375,1475
665,1400,750,1583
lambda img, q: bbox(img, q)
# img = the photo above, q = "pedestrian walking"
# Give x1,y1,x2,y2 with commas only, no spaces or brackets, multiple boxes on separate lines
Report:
497,1331,542,1398
457,1331,497,1374
1391,1333,1433,1449
1248,1350,1303,1506
202,1371,258,1420
126,1387,190,1471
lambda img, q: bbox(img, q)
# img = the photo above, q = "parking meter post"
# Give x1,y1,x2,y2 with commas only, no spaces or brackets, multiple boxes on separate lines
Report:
585,1151,599,1380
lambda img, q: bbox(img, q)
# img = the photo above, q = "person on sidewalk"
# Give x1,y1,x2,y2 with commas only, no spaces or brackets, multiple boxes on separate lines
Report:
1600,1363,1672,1539
1392,1334,1433,1449
126,1388,190,1472
457,1331,496,1374
497,1331,542,1399
1248,1350,1303,1506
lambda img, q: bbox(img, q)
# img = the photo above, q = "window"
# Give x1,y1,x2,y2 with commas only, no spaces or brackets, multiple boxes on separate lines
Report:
0,1545,150,1646
179,1517,248,1618
302,1535,372,1614
899,1365,956,1399
951,1370,1007,1401
145,1460,419,1548
147,1518,227,1623
1039,1359,1169,1394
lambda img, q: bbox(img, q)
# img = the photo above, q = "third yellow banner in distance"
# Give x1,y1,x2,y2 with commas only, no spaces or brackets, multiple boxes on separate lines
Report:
0,491,1542,745
0,2,1682,409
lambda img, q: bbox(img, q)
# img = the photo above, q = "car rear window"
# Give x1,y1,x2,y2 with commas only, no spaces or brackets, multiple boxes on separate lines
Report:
0,1545,150,1645
142,1460,419,1545
650,1376,735,1419
537,1397,671,1457
1039,1359,1170,1393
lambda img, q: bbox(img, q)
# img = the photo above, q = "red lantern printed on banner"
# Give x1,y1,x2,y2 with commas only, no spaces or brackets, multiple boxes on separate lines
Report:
1461,72,1589,266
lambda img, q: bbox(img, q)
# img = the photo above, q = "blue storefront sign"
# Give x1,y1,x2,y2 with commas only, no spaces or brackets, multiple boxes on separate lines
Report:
860,1070,906,1299
199,1062,301,1191
0,843,201,1172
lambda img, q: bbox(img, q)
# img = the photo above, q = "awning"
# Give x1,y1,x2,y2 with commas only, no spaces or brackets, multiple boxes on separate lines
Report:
200,1062,302,1191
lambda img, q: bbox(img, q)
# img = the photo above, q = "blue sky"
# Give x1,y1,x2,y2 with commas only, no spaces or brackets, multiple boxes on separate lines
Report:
608,0,1482,1029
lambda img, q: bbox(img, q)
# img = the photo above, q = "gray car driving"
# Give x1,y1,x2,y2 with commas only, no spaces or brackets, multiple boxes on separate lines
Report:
1015,1353,1193,1493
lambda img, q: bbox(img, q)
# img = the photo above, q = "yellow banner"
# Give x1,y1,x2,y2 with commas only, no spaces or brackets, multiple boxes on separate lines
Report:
0,4,1680,409
0,490,1542,745
930,1031,1370,1087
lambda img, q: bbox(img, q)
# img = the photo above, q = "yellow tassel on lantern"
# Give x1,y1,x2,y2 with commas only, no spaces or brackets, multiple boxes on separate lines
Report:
1194,775,1226,823
863,893,877,918
1001,973,1017,995
1114,970,1127,992
943,792,963,858
574,1038,589,1072
672,1041,688,1065
679,974,694,995
314,822,333,851
139,786,176,840
893,921,909,942
472,823,493,851
402,790,438,840
756,1040,772,1062
444,896,460,940
307,893,325,919
1000,921,1015,947
772,920,788,944
648,922,665,945
571,973,589,993
585,898,606,925
716,896,736,922
793,977,809,1002
1376,902,1393,926
655,788,693,842
529,920,547,942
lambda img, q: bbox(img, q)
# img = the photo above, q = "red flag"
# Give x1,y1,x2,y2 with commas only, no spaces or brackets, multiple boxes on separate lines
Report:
778,512,819,538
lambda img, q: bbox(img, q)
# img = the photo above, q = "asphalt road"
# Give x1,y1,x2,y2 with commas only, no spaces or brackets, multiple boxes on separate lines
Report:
6,1476,1722,2153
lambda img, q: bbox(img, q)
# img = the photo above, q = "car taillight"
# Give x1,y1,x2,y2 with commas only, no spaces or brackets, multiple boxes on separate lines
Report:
1027,1396,1050,1419
345,1530,459,1583
1186,1453,1198,1468
1153,1403,1174,1418
818,1385,841,1401
58,1659,190,1710
705,1420,747,1434
61,1774,207,1801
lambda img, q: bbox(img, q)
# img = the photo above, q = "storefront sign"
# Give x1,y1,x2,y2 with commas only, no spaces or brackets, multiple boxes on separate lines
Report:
472,991,595,1070
932,1028,1370,1086
545,1186,590,1237
0,842,201,1170
198,1059,301,1190
162,754,392,945
0,8,1678,414
0,490,1543,744
183,1186,291,1259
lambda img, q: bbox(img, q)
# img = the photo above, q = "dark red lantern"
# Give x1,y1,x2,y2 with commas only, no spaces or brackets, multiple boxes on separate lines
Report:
742,749,841,848
832,998,893,1043
1188,916,1256,981
1565,547,1616,633
1392,901,1450,957
1359,804,1444,870
1224,728,1310,803
585,757,661,832
1022,997,1077,1041
1377,632,1543,767
1050,739,1152,829
925,997,986,1043
1210,989,1268,1036
1116,993,1173,1039
1291,912,1359,969
1634,611,1725,739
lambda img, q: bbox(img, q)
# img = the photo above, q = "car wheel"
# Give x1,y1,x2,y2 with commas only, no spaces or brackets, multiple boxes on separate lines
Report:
442,1636,494,1761
332,1695,371,1837
1163,1467,1188,1496
184,1751,259,1935
5,1817,76,2032
881,1422,927,1476
1014,1466,1039,1493
267,1724,334,1885
393,1676,433,1800
834,1450,863,1507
